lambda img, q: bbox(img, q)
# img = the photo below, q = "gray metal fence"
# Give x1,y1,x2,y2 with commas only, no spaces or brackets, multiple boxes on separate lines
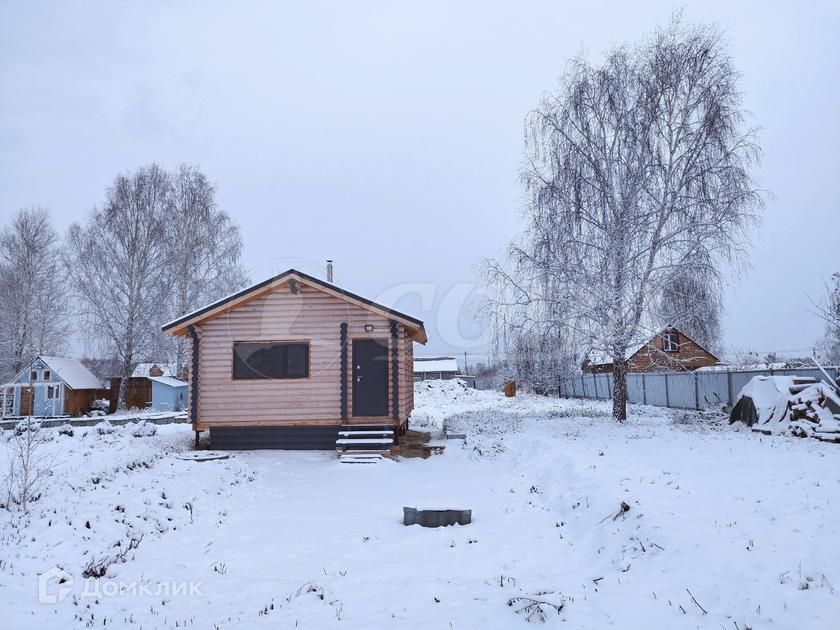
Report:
558,367,840,410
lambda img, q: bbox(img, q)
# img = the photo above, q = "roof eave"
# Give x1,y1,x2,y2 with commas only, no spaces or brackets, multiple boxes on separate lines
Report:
409,327,428,344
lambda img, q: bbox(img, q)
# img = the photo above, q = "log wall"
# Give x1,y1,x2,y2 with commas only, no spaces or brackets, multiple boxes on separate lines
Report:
191,282,417,429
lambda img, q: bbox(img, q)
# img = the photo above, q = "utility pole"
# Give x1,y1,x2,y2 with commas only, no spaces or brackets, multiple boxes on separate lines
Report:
464,352,468,374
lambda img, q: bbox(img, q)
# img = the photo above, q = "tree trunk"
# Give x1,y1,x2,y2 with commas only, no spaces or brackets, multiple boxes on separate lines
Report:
117,357,133,411
612,359,627,422
175,337,189,380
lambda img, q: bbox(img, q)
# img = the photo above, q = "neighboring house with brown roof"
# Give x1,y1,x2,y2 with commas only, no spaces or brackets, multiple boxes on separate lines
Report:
582,327,720,374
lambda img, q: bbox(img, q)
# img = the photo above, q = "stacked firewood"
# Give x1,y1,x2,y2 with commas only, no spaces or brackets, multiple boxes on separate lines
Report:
786,378,840,441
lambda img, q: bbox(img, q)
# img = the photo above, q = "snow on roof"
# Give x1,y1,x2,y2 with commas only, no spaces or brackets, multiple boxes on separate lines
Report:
148,376,188,388
585,343,646,366
694,364,736,372
39,356,103,390
132,363,177,378
414,357,459,373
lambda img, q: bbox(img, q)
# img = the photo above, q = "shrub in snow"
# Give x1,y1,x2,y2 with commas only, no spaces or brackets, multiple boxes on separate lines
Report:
508,592,566,623
542,404,609,419
95,420,116,435
82,535,143,578
4,418,51,511
57,424,74,437
131,421,157,438
14,418,42,435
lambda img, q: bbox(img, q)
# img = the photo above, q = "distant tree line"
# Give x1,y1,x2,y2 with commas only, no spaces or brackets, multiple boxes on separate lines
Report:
0,163,247,408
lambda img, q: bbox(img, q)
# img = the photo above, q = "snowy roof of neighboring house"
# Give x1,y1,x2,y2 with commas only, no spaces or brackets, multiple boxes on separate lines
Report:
414,357,459,373
132,362,178,378
38,356,103,390
148,376,188,388
585,344,646,367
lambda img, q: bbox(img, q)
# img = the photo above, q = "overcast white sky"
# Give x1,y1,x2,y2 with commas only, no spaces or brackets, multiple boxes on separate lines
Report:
1,1,838,361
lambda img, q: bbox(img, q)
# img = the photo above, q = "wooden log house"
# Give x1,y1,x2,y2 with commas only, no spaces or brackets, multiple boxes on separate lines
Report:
162,269,427,450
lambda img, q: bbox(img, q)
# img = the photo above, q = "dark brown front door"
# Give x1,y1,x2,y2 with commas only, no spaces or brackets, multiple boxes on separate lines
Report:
352,339,389,417
20,387,33,416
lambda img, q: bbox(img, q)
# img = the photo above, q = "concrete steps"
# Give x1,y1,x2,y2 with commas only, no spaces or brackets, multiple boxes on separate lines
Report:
339,453,384,464
336,424,394,462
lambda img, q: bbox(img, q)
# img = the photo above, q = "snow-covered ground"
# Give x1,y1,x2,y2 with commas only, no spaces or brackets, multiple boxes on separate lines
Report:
1,381,838,628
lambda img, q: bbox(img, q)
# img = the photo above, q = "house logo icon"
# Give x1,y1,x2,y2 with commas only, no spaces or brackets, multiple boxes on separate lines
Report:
38,566,73,604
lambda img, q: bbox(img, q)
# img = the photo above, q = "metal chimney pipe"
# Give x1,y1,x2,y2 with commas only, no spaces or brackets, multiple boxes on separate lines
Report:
326,259,334,283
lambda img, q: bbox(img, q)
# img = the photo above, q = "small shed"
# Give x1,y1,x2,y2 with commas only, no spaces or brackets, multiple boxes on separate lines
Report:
1,356,106,418
161,268,427,449
108,373,188,412
149,376,188,411
413,356,460,381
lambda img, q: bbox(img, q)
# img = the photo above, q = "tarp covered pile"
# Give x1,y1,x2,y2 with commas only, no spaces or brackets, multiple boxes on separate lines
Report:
730,375,840,442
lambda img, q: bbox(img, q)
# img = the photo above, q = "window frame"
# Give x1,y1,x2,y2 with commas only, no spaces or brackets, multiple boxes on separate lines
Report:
30,370,38,381
1,387,14,416
231,340,311,381
663,331,680,353
43,369,51,381
46,384,61,400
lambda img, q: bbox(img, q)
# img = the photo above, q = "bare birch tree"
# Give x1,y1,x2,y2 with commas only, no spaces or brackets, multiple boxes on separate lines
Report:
816,273,840,363
479,258,579,390
485,16,762,420
64,164,173,407
0,208,69,380
655,264,722,352
164,164,247,375
4,418,51,512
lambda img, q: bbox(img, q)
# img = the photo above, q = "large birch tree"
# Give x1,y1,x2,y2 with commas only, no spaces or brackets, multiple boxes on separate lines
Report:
65,164,173,407
486,17,762,420
65,163,247,406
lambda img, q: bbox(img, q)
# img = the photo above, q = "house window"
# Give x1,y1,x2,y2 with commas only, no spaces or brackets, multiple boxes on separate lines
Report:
232,342,310,380
30,370,38,381
663,331,680,352
1,388,13,416
43,370,51,381
46,385,61,399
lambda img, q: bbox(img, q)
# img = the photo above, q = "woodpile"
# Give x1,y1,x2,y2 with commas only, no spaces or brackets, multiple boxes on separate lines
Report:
787,379,840,442
737,374,840,443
